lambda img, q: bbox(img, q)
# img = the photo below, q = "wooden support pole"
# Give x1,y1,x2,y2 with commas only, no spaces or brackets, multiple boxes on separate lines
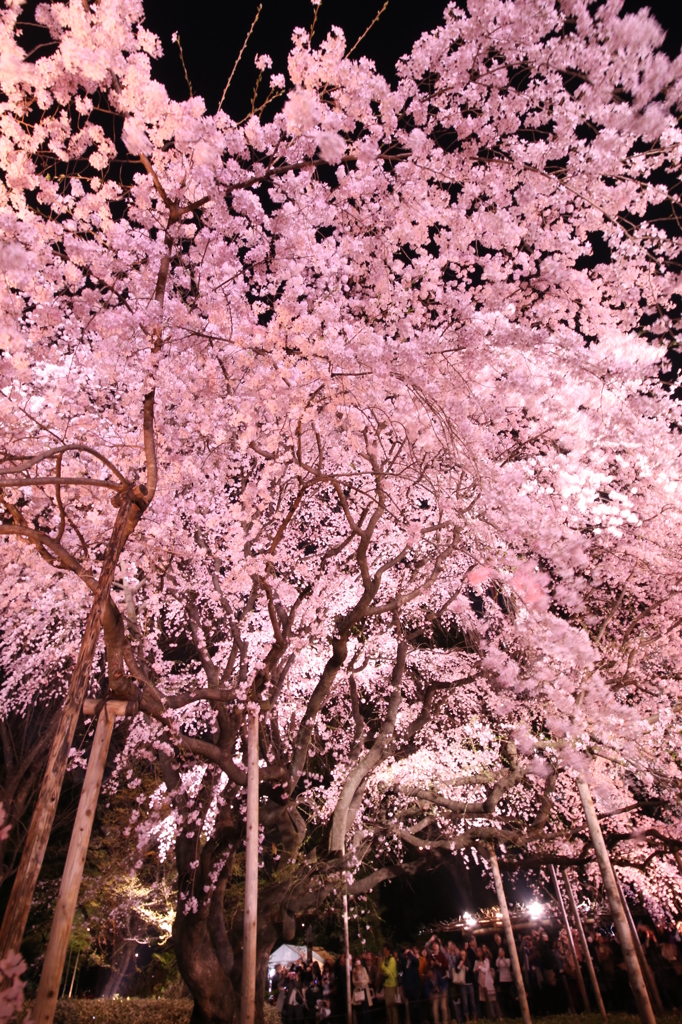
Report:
67,951,80,1000
241,705,260,1024
614,872,664,1015
577,777,655,1024
488,848,532,1024
342,891,353,1024
0,493,133,960
562,868,608,1023
549,864,590,1012
60,949,72,1000
32,704,117,1024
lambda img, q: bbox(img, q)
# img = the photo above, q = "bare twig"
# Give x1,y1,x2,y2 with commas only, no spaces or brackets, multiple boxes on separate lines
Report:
218,4,263,113
346,1,389,58
174,33,193,98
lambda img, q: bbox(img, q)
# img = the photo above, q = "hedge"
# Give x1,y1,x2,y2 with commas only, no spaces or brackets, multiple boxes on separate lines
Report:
50,999,193,1024
34,999,282,1024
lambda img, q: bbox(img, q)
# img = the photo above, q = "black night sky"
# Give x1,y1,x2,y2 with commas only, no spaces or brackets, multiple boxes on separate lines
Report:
143,0,681,122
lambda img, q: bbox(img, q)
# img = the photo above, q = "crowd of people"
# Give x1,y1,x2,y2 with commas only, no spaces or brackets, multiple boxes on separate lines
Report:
269,922,682,1024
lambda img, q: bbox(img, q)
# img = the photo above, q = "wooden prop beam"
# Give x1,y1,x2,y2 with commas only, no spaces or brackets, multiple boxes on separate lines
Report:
577,777,655,1024
562,867,608,1022
614,872,663,1014
549,864,590,1012
0,495,134,960
241,706,260,1024
488,848,532,1024
32,701,127,1024
342,891,352,1024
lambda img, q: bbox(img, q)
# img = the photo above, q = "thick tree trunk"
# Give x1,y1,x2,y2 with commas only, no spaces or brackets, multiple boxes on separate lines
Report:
577,777,655,1024
0,492,134,960
174,905,236,1024
101,941,137,999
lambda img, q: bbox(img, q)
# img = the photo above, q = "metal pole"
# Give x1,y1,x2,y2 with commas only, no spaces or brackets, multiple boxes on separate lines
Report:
241,705,260,1024
488,848,532,1024
549,864,590,1012
614,872,663,1014
562,868,608,1022
577,777,655,1024
32,705,116,1024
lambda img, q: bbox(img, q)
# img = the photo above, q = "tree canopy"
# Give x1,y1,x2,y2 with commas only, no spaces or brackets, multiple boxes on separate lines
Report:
0,0,681,1021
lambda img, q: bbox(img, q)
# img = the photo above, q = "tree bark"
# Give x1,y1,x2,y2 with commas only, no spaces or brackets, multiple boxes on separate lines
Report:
174,898,235,1024
488,848,532,1024
562,867,608,1022
549,864,590,1012
241,706,260,1024
32,704,116,1024
577,776,655,1024
673,849,682,877
0,491,133,960
100,941,137,999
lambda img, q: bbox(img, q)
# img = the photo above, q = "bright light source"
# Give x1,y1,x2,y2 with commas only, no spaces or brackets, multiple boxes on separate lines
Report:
528,901,544,920
463,912,477,927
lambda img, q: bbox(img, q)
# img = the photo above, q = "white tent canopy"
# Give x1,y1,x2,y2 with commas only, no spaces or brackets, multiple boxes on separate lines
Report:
268,944,328,971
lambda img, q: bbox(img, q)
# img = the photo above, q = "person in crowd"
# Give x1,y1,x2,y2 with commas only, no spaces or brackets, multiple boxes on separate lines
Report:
284,909,682,1024
427,936,451,976
274,966,289,1015
334,955,349,1021
538,930,559,1015
285,974,306,1024
424,963,450,1024
659,925,681,1009
446,942,463,1024
460,941,478,1022
495,946,513,1018
321,963,335,1003
473,948,491,1019
552,938,577,1014
365,951,379,992
352,958,374,1024
403,946,423,1024
316,999,332,1023
594,931,615,1010
306,969,323,1022
381,944,400,1024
